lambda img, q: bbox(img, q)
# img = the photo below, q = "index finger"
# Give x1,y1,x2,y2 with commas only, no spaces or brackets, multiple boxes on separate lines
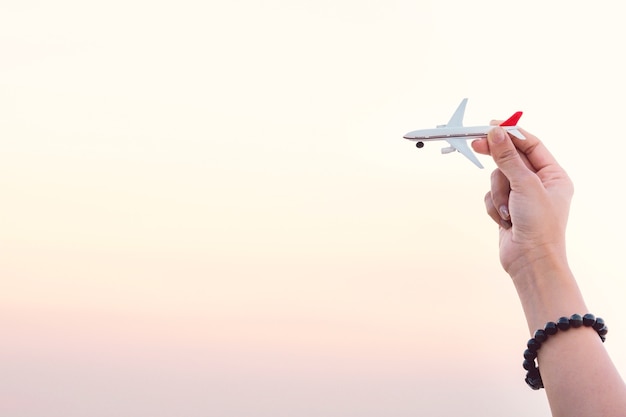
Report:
508,126,560,173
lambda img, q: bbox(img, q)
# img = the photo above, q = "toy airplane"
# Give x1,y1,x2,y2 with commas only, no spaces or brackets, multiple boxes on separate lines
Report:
403,98,525,168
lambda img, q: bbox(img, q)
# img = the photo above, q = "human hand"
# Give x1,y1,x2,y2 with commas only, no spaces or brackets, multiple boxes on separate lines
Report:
471,126,574,279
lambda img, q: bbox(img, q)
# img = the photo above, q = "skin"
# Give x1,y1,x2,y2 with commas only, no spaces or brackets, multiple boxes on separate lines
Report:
471,126,626,417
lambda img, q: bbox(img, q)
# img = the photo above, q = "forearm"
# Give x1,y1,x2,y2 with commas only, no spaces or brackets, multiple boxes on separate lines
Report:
511,255,626,417
511,251,585,333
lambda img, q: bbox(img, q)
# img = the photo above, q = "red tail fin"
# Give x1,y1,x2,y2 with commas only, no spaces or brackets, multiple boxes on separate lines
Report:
500,111,523,126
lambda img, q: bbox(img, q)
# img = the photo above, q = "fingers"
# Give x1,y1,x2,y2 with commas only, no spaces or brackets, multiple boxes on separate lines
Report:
484,168,512,229
472,135,535,172
476,122,560,173
487,127,532,184
471,138,489,155
485,190,511,229
470,120,505,155
491,168,511,221
483,124,514,228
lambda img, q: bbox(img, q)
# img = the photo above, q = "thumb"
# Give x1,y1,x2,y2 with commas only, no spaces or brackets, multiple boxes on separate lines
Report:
488,127,530,180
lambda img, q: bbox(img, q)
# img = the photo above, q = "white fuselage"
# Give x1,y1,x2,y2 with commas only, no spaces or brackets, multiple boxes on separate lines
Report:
403,125,511,141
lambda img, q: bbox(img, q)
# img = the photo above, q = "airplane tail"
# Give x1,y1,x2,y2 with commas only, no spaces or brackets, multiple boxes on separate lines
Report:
500,111,525,140
500,111,523,126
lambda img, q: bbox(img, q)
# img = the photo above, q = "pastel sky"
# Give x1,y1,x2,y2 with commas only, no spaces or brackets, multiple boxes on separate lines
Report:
2,1,625,416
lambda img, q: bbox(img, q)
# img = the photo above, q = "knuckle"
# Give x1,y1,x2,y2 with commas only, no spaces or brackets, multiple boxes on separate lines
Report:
496,147,520,165
484,191,493,205
490,169,500,183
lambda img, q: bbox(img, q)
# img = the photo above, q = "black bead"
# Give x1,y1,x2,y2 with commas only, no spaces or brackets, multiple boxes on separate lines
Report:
544,321,558,335
593,317,605,331
526,367,540,379
525,368,543,390
523,359,536,371
569,314,583,328
525,376,542,390
527,338,541,352
534,329,547,343
582,313,596,327
598,326,608,336
523,349,537,360
557,316,571,330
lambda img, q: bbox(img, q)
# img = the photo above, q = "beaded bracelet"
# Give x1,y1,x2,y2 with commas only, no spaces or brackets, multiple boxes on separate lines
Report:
523,313,608,390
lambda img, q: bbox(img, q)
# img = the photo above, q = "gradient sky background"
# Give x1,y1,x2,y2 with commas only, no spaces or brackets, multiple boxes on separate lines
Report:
2,1,626,416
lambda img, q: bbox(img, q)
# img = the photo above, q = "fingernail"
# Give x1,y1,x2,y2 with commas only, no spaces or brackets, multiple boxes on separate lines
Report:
499,205,509,220
490,127,505,144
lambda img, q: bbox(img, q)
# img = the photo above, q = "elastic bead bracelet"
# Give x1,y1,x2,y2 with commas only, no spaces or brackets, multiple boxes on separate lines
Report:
523,313,608,390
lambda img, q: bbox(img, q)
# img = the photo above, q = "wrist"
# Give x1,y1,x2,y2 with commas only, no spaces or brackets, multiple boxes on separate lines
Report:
506,243,569,285
508,248,587,334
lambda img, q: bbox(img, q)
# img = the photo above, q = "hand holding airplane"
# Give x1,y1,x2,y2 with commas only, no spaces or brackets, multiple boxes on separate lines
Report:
403,98,525,168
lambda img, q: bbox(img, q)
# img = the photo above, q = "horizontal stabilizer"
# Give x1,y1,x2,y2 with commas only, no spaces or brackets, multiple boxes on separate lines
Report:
507,128,526,140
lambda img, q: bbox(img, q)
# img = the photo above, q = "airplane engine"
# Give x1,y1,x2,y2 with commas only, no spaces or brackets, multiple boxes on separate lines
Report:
441,146,456,154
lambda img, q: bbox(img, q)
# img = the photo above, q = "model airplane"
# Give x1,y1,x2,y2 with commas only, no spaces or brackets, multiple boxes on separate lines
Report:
403,98,525,168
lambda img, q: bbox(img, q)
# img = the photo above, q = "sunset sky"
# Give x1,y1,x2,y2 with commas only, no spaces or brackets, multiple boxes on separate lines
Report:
2,1,626,416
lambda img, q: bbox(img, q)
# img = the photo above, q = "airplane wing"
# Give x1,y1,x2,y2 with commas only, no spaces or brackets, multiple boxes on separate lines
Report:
446,138,484,169
446,98,468,127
